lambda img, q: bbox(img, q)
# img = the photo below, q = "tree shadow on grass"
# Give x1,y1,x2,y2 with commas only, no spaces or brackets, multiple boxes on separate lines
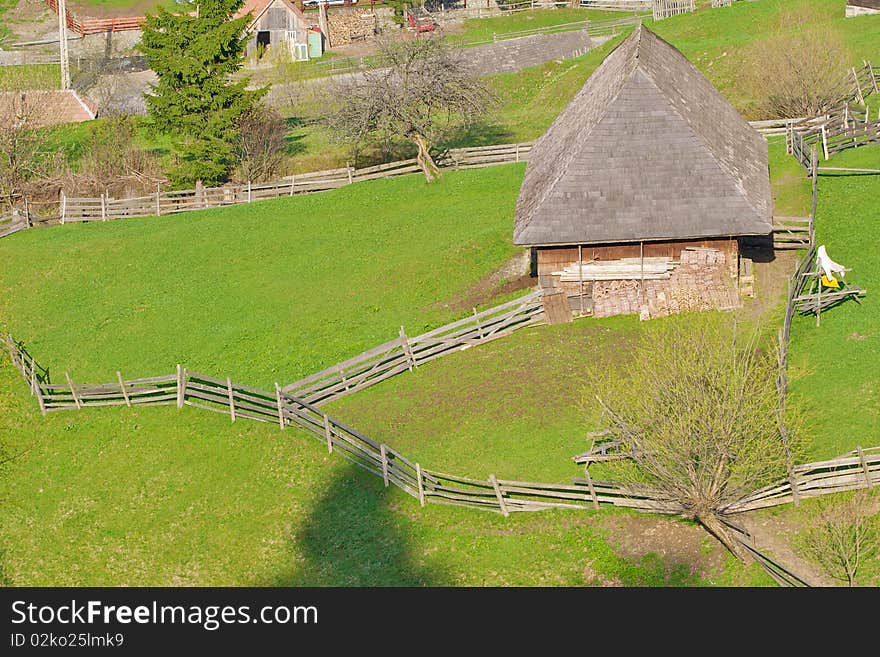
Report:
273,463,448,586
439,122,516,150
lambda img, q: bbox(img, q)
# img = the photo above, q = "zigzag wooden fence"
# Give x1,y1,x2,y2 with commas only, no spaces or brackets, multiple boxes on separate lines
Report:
724,448,880,513
282,292,545,405
3,332,682,516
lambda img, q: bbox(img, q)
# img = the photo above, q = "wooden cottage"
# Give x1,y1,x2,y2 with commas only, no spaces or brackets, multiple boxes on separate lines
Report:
514,25,772,320
239,0,312,61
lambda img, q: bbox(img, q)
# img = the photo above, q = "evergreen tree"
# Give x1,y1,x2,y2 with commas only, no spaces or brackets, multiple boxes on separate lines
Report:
138,0,266,186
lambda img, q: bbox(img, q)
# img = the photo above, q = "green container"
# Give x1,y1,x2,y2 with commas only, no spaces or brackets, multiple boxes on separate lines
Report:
308,30,324,59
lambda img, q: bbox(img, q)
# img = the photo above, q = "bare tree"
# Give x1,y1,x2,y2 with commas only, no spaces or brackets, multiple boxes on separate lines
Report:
234,106,288,183
798,491,879,586
0,93,58,207
586,314,801,560
325,37,495,181
738,5,851,119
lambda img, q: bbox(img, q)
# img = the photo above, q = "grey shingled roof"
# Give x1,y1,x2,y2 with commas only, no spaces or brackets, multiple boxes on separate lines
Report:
513,25,772,247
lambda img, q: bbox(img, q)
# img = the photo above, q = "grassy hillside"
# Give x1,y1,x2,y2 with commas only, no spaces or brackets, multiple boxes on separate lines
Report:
0,165,526,387
788,143,880,460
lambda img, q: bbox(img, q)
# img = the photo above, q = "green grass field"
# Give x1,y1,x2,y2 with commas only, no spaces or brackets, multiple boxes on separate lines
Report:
787,143,880,460
0,64,60,91
0,163,774,586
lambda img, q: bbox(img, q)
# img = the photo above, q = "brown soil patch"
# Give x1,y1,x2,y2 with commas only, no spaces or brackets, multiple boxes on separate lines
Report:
67,0,159,19
443,250,534,312
601,514,725,578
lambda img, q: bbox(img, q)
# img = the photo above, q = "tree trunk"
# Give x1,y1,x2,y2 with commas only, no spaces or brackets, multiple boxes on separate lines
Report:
410,133,441,182
698,513,752,563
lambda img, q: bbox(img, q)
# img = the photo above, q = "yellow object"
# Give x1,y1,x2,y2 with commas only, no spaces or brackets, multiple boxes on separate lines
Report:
821,274,840,289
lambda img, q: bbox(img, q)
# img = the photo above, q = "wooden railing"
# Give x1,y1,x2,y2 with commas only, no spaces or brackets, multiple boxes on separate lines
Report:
282,291,546,405
53,143,532,224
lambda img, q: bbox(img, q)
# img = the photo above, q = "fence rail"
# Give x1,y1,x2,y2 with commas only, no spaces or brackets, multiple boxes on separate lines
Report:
282,291,546,405
44,0,145,36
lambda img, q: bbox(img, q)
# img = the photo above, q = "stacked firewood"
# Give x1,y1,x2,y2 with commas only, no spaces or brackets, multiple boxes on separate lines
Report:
327,11,377,46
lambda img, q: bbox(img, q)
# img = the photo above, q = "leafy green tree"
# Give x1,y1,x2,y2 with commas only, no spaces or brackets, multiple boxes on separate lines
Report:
138,0,266,186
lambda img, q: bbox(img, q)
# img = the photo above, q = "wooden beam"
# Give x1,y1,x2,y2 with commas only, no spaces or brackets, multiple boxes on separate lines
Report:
489,474,509,517
380,444,390,487
416,463,426,507
176,364,185,408
65,371,82,409
323,413,333,453
857,446,873,489
583,466,600,510
226,376,236,422
117,371,131,407
275,383,285,429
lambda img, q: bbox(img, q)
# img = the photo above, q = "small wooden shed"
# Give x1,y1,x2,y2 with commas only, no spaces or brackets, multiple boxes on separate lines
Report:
514,25,772,320
239,0,312,61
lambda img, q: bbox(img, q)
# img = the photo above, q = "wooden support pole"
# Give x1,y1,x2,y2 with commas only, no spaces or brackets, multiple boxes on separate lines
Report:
472,307,484,340
155,186,161,216
400,326,415,371
275,383,285,429
176,364,184,408
117,371,131,407
226,376,236,422
60,190,66,224
851,67,865,105
33,366,46,415
24,197,31,228
100,193,107,221
347,164,353,185
583,466,600,510
380,444,389,487
416,463,425,507
820,125,829,161
28,355,37,396
489,473,509,517
289,175,295,196
578,244,584,317
247,181,252,203
323,413,333,453
65,371,82,409
857,446,873,489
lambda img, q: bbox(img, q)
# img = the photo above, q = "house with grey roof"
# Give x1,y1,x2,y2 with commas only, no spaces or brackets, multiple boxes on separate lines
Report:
514,25,772,320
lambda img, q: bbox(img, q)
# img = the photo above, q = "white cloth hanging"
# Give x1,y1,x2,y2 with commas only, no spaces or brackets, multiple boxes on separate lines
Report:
817,245,847,281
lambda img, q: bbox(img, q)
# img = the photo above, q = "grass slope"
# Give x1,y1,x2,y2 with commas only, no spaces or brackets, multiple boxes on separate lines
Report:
788,144,880,460
0,165,525,387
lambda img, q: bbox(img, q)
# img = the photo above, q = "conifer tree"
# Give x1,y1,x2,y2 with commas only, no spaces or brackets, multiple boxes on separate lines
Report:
138,0,266,186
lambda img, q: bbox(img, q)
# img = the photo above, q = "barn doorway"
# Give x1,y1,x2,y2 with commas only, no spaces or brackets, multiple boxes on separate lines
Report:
256,31,271,55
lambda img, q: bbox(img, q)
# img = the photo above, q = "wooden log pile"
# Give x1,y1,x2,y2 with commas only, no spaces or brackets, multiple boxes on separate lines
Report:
327,10,377,46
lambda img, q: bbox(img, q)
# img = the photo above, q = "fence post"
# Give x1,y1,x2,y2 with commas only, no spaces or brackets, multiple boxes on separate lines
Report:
155,185,161,216
489,474,509,517
472,307,484,340
60,190,66,224
515,143,519,162
857,446,873,489
416,463,426,507
289,175,295,197
226,377,236,422
176,364,185,408
275,383,285,429
24,197,31,228
346,164,353,185
100,193,106,221
583,466,600,510
820,125,829,161
65,371,82,409
400,326,415,371
247,180,252,203
323,413,333,453
116,371,131,407
789,471,801,505
380,444,390,487
32,366,46,415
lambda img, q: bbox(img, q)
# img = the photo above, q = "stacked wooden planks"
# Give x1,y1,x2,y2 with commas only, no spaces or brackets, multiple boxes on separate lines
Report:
551,257,676,281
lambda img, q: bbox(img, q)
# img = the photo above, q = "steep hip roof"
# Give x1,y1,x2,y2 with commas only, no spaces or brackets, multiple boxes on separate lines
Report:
513,25,773,247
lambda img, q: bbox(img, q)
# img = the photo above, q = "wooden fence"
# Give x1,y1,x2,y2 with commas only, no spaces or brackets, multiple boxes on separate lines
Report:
652,0,694,20
3,332,683,516
54,143,533,224
282,291,546,405
724,447,880,513
44,0,145,37
7,331,877,521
